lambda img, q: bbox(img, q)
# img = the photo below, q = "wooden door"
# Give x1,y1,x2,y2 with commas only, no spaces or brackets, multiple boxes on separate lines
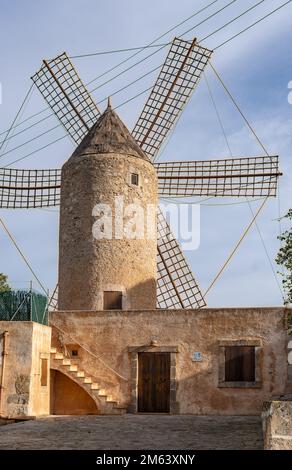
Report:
138,352,170,413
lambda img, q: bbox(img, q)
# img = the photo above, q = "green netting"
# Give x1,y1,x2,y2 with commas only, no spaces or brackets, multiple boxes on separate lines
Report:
0,289,48,325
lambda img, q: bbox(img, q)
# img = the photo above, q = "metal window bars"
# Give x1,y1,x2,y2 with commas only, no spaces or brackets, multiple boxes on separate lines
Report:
155,156,281,197
132,37,212,160
0,168,61,208
31,52,100,144
157,207,205,309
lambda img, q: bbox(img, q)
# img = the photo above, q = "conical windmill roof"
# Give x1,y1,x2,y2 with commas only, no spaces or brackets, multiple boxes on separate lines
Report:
71,101,150,161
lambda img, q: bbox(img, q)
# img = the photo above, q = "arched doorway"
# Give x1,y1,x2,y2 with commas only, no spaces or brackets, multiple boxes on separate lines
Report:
50,369,98,415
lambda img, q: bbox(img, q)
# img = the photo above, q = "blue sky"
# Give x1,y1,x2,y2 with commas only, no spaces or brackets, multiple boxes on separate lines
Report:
0,0,291,306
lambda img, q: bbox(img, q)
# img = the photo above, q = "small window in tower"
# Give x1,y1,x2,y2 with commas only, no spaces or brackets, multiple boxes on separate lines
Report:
103,291,123,310
131,173,139,186
224,346,255,382
71,350,78,357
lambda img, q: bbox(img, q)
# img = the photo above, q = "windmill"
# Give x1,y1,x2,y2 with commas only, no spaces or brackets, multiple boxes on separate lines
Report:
0,37,281,310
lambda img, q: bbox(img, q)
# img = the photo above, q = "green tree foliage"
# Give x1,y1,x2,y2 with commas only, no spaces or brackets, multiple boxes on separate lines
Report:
276,209,292,305
0,273,11,292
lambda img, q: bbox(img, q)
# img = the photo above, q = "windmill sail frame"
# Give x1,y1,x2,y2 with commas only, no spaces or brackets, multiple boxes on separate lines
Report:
132,37,212,160
31,52,100,144
0,156,281,208
0,167,61,208
157,207,205,309
155,155,281,197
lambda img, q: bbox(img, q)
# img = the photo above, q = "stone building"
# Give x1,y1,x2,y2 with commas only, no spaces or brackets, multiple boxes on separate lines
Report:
0,105,291,423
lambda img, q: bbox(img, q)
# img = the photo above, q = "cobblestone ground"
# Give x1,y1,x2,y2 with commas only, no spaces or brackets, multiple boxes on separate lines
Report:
0,415,263,450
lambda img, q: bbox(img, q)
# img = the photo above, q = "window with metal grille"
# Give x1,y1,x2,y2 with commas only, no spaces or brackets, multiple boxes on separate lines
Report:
103,291,122,310
41,358,48,386
131,173,139,186
225,346,255,382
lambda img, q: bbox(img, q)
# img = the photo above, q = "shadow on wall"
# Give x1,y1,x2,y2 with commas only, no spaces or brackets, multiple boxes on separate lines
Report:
59,265,157,311
50,369,98,415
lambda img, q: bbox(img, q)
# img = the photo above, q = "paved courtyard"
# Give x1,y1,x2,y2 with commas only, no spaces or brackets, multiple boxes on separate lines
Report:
0,415,263,450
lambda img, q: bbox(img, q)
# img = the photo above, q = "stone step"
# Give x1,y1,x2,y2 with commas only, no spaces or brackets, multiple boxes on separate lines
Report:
51,349,125,415
55,353,64,360
90,383,100,390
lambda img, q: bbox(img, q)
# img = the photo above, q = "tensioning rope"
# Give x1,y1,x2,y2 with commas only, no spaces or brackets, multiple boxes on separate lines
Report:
206,64,285,300
0,0,280,162
0,0,258,145
0,83,34,155
0,0,290,148
1,0,291,170
69,0,221,59
204,193,271,297
0,217,48,296
210,63,270,156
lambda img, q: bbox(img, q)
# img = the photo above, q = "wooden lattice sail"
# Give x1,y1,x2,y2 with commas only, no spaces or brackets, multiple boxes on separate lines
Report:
31,52,100,144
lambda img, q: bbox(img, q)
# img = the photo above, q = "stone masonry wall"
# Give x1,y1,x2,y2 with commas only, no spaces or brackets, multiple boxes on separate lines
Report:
58,153,157,311
50,307,288,415
0,322,51,418
262,401,292,449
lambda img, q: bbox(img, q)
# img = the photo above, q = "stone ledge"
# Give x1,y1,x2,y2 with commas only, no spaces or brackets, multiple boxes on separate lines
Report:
128,345,178,353
219,381,262,389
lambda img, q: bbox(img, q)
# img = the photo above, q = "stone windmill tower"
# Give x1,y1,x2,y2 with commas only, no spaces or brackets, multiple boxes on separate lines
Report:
59,101,158,311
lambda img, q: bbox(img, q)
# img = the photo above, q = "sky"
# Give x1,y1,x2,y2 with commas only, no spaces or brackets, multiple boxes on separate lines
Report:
0,0,291,307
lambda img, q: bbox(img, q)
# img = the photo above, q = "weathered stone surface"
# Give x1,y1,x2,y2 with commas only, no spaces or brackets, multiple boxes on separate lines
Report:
50,307,287,415
7,394,29,405
15,374,30,395
0,322,51,418
71,105,149,161
0,415,263,450
262,401,292,449
268,437,292,450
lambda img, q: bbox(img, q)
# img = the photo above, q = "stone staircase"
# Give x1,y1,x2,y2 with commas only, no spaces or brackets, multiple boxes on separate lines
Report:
50,347,127,415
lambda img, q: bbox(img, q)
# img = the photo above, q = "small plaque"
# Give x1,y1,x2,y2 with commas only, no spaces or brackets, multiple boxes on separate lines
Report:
192,352,202,362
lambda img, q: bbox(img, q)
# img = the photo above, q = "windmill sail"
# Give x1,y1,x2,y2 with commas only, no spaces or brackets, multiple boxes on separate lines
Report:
157,207,205,309
48,285,58,312
132,37,212,160
155,156,281,197
0,167,61,209
31,52,100,144
0,155,280,209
